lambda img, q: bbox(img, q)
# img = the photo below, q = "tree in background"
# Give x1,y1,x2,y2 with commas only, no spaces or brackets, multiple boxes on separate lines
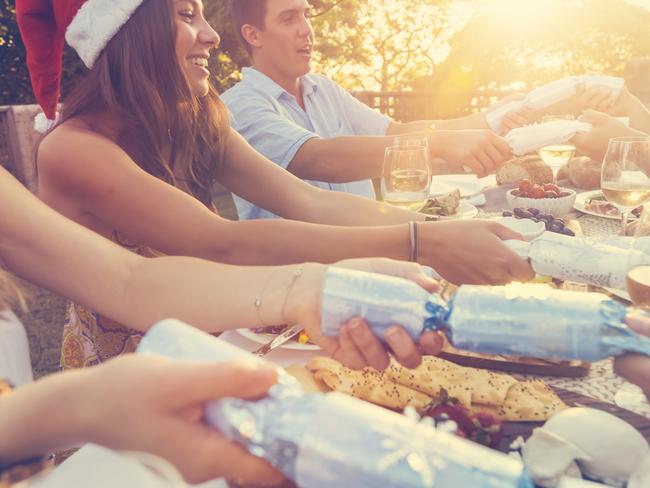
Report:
414,0,650,116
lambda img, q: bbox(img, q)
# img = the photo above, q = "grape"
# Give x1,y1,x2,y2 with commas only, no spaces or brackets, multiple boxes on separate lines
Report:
561,228,576,236
502,210,513,217
527,208,540,216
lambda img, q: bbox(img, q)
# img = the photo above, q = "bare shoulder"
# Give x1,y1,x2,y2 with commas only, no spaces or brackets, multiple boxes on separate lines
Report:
38,119,135,199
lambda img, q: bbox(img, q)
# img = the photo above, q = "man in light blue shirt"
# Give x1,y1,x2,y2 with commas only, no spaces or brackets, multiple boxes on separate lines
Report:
224,0,533,220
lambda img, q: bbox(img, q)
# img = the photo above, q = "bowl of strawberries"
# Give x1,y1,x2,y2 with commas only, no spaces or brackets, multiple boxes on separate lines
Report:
506,179,576,217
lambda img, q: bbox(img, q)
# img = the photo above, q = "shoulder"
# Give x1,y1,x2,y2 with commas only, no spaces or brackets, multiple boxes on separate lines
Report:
38,119,135,199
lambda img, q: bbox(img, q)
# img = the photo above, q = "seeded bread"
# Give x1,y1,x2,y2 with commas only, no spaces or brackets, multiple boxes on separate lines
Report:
496,155,554,186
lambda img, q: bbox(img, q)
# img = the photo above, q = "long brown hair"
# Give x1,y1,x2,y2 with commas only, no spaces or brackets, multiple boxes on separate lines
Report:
59,0,230,206
0,269,26,312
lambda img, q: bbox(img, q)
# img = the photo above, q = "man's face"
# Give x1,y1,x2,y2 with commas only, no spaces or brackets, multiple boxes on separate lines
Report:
255,0,315,79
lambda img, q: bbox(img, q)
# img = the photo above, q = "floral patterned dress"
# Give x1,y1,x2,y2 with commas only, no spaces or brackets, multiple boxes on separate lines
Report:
60,234,158,370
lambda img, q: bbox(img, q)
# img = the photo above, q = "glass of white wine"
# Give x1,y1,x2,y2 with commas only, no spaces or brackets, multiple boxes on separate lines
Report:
617,205,650,410
538,144,576,180
381,145,431,212
601,137,650,233
538,115,577,182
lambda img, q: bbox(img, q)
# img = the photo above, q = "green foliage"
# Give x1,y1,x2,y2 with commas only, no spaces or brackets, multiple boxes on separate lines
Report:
2,0,650,111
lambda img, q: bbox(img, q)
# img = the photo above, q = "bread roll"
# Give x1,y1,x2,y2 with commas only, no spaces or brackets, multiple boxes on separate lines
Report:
496,155,553,186
567,156,601,190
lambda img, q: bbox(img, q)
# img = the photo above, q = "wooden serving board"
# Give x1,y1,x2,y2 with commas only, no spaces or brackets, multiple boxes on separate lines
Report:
498,387,650,453
439,344,591,378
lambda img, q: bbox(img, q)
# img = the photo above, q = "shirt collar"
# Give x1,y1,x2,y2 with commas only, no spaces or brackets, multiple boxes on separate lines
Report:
242,67,318,101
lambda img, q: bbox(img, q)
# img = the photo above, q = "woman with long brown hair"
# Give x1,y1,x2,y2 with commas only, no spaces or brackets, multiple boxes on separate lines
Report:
17,0,532,370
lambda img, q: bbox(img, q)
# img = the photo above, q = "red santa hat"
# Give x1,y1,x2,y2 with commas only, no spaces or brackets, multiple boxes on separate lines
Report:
16,0,146,132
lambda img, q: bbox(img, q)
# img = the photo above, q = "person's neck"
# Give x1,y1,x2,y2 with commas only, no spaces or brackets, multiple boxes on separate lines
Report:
251,59,303,107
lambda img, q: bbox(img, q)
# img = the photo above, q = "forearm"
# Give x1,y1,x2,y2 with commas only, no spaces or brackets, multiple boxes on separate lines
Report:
0,370,90,466
288,136,389,182
297,188,424,226
628,100,650,135
118,260,327,332
210,219,410,265
387,113,489,133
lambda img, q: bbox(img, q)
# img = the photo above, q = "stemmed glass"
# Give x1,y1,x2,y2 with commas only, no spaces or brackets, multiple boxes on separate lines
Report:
617,205,650,409
538,115,576,182
381,145,431,212
601,137,650,233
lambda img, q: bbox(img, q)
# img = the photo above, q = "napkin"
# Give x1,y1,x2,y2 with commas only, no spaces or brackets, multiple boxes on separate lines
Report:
505,120,592,155
486,75,624,133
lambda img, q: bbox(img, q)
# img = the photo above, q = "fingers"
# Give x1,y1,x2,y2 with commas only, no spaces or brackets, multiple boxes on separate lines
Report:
344,318,390,370
367,259,439,293
625,310,650,337
384,326,422,369
167,360,278,406
168,419,285,485
613,355,650,401
418,331,445,356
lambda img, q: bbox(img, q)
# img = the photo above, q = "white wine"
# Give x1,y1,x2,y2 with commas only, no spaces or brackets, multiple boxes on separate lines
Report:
383,168,429,211
538,144,576,169
390,169,429,192
627,265,650,309
383,194,429,211
602,181,650,208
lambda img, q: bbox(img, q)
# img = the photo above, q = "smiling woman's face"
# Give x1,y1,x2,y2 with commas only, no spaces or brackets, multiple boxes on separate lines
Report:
174,0,220,97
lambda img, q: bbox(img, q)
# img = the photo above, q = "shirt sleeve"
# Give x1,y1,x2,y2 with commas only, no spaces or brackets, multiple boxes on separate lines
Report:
333,82,393,136
227,95,318,170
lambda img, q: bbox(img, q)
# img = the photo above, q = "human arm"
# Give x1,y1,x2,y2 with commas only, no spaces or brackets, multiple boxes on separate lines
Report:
614,311,650,401
571,110,647,161
37,125,532,286
0,355,284,485
3,166,445,368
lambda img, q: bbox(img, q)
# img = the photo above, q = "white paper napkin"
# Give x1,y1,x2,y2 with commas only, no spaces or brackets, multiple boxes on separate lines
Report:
486,75,624,133
505,120,592,155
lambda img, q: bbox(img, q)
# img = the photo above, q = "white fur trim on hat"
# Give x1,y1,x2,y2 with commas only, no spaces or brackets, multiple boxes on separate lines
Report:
65,0,145,69
34,112,60,134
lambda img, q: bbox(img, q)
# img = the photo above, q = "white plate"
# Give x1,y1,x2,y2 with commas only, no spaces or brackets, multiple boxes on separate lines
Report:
439,201,479,220
574,190,637,221
235,328,320,351
429,174,496,198
496,217,546,241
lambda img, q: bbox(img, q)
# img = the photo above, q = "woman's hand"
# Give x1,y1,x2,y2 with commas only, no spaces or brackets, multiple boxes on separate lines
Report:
418,220,535,285
289,259,444,371
614,311,650,401
79,356,284,485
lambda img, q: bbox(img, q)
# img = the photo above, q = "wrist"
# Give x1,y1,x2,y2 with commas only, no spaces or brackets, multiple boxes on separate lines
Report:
284,263,327,330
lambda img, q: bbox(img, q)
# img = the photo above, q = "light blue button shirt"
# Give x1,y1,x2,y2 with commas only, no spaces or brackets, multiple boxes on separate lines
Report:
221,67,392,220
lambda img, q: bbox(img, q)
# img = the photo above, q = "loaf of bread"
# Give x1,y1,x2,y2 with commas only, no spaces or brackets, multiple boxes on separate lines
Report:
558,156,600,190
496,155,553,186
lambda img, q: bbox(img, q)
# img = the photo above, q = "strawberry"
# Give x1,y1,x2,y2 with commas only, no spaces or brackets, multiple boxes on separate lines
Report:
518,178,533,193
543,183,560,193
469,411,504,448
422,389,475,436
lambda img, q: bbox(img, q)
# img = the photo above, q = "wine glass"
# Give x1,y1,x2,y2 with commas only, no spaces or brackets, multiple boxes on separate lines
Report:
538,115,577,182
381,146,431,212
617,205,650,410
601,137,650,233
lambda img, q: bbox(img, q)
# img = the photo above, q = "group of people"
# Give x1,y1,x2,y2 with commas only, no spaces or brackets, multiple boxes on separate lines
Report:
2,0,650,485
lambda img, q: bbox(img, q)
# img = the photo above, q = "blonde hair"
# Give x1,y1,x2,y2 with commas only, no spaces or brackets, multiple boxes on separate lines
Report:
0,269,26,312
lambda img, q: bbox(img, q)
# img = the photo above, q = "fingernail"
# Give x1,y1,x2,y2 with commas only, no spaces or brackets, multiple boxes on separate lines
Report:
348,318,362,331
385,326,406,345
